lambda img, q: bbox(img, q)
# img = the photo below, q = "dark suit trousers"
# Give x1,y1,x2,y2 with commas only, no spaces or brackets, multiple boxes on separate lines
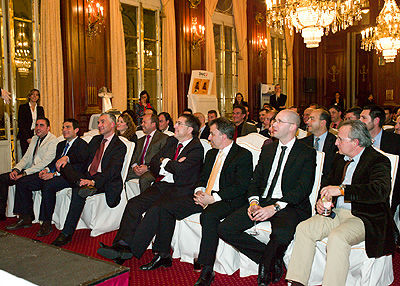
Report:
14,173,70,221
113,182,186,258
126,170,155,194
0,172,19,215
218,202,305,270
154,196,237,266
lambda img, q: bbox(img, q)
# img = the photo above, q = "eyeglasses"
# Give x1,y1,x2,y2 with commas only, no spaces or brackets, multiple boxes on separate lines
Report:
275,119,295,125
175,121,189,127
336,136,353,143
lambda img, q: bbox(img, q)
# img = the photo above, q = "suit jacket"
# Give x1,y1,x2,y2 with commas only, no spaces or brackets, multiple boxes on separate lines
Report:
131,130,168,166
199,124,210,140
150,136,204,195
325,147,394,257
88,134,127,208
300,132,338,180
48,137,89,174
248,139,316,216
14,132,58,175
269,93,287,110
17,103,45,140
240,122,258,137
197,143,253,208
259,128,271,138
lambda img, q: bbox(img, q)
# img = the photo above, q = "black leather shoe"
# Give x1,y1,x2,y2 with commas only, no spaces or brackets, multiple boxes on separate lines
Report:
37,221,53,237
78,185,97,199
194,268,215,286
257,263,271,286
6,217,32,230
272,258,284,283
139,254,172,270
113,257,127,265
193,258,202,272
97,242,133,260
52,233,73,246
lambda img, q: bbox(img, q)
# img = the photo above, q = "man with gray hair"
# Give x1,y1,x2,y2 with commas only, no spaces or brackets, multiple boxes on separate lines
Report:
286,120,395,286
219,109,316,286
52,112,127,246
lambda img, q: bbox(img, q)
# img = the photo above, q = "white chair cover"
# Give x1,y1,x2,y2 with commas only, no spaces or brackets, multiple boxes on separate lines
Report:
82,129,99,141
164,130,174,136
200,139,212,158
296,128,308,139
382,125,394,130
236,133,267,150
239,151,325,277
125,179,141,200
136,130,145,139
284,149,398,285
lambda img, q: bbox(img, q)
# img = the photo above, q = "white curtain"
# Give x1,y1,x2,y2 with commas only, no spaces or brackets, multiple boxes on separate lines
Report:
205,0,219,97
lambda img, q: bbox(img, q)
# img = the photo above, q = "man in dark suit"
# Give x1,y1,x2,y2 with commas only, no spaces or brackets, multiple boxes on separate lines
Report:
126,114,168,192
7,119,89,236
300,108,338,180
137,118,252,286
97,114,204,264
286,120,395,286
269,84,287,111
218,110,316,286
194,112,210,140
51,113,127,246
0,117,57,221
232,105,257,141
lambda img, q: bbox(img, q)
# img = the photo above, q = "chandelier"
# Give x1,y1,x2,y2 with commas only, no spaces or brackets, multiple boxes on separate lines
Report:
15,22,31,77
265,0,365,48
361,0,400,63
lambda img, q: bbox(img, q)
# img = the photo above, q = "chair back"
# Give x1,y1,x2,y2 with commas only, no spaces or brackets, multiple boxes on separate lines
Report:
310,151,325,215
164,130,174,136
236,141,261,171
296,129,308,139
118,136,135,183
136,130,145,139
200,139,212,160
236,133,266,150
82,130,99,143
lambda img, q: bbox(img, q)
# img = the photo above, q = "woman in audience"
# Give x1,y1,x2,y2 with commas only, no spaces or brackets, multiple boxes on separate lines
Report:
233,92,248,107
121,109,138,125
116,113,137,143
395,116,400,135
330,91,344,111
17,89,44,155
135,90,153,125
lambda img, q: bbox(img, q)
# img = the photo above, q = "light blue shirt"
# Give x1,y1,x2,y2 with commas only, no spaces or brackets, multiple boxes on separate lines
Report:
372,129,383,149
336,148,365,210
314,131,328,152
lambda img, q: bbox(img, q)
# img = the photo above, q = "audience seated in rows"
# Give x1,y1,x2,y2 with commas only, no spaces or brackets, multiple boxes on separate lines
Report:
158,112,175,133
194,112,210,140
232,105,257,141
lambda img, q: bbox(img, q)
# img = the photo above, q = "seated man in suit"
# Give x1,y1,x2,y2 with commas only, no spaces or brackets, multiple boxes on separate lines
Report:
0,117,57,221
7,119,89,236
138,118,252,286
232,105,257,141
158,112,174,134
301,108,338,180
344,107,362,121
51,113,127,246
218,110,316,286
97,114,204,264
257,108,268,130
286,120,395,286
126,114,168,193
194,112,210,140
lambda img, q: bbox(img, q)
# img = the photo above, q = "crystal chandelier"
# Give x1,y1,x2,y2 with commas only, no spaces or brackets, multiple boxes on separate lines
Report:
265,0,365,48
361,0,400,63
15,22,31,77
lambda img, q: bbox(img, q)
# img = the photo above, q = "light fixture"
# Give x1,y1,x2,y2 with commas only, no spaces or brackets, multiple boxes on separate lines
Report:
15,22,31,77
191,17,205,50
265,0,366,48
87,0,104,38
257,35,268,56
361,0,400,63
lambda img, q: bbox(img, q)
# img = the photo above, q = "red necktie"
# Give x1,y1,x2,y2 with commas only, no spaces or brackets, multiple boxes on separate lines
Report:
155,143,183,183
233,126,238,141
89,139,107,176
139,135,151,165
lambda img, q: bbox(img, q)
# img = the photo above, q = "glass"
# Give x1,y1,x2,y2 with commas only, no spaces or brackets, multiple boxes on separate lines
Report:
143,9,156,39
125,37,138,68
336,136,353,143
143,39,156,69
321,196,332,216
275,119,295,125
126,68,138,109
121,4,137,36
13,0,32,20
143,69,157,107
224,26,232,50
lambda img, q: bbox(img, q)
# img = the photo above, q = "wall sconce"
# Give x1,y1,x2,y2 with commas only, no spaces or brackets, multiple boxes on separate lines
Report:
87,0,104,37
188,0,201,9
191,17,205,50
257,35,268,57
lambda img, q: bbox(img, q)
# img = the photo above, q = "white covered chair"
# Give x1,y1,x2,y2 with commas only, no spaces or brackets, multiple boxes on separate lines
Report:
283,148,399,286
239,150,325,277
296,128,308,139
170,138,262,275
200,138,212,156
53,136,135,236
164,130,174,136
237,132,267,150
136,130,145,139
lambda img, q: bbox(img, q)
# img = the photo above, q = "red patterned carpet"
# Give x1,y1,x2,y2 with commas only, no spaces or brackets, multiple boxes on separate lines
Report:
0,217,399,286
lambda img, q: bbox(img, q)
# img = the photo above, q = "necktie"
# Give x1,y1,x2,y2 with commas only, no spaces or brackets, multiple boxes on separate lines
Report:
233,126,238,141
341,159,354,183
32,137,44,163
139,135,151,165
205,152,224,195
89,139,107,176
314,137,320,151
265,146,288,199
62,142,70,157
155,143,183,183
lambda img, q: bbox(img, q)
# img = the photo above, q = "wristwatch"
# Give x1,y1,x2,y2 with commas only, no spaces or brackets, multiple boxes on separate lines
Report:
274,203,281,212
339,184,345,195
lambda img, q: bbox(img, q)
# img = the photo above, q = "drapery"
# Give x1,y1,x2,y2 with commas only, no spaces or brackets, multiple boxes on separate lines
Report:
110,0,127,111
266,27,274,84
232,0,248,98
285,27,294,107
205,0,218,97
161,0,178,120
40,0,64,136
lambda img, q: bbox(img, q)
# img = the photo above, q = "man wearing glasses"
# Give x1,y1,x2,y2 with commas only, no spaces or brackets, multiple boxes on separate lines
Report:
97,114,204,265
219,109,316,286
286,120,394,286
